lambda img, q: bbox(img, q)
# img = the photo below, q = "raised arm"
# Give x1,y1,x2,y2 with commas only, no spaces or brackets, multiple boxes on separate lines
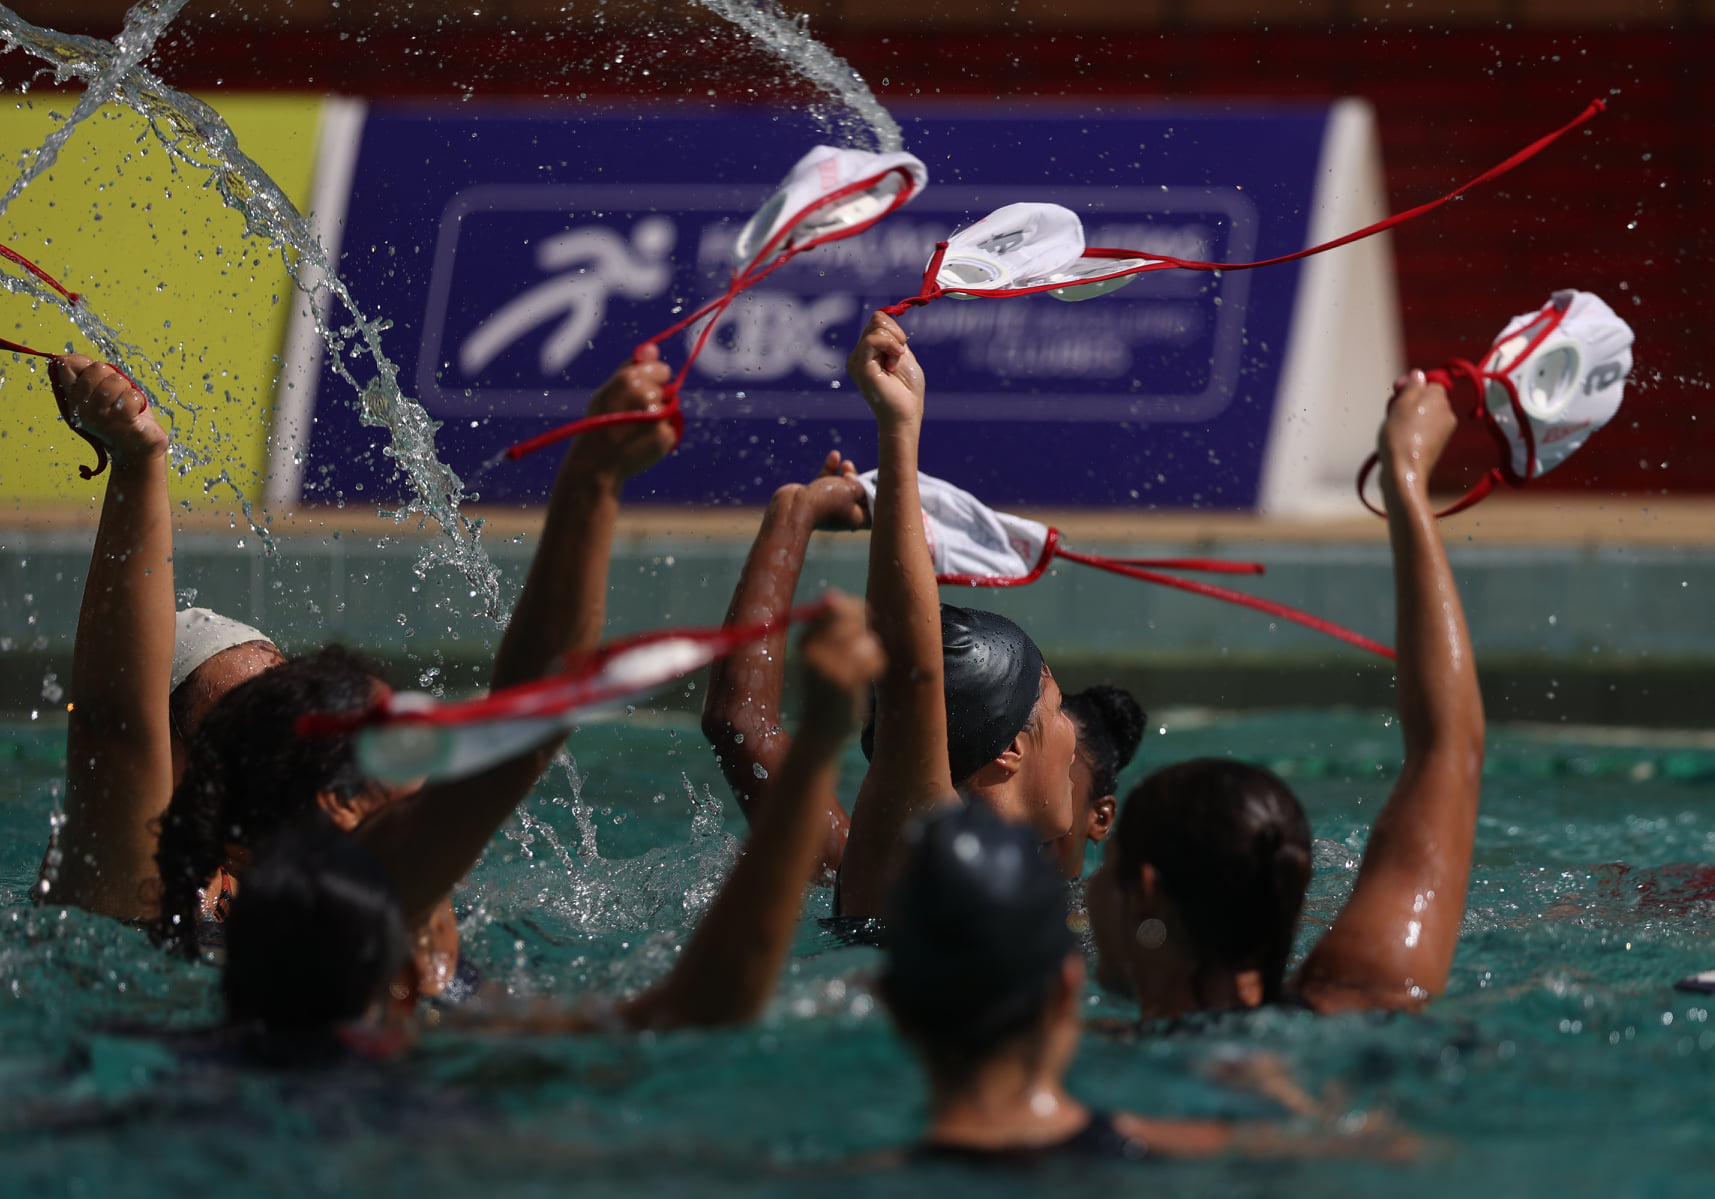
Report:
701,451,867,873
358,350,676,925
627,592,883,1029
1296,372,1484,1011
38,356,175,920
836,312,955,918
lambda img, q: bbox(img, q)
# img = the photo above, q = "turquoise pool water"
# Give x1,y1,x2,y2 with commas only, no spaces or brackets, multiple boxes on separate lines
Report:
3,710,1713,1197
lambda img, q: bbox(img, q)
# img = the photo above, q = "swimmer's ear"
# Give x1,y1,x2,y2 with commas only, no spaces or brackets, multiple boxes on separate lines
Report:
317,788,366,832
989,738,1026,779
1087,795,1117,844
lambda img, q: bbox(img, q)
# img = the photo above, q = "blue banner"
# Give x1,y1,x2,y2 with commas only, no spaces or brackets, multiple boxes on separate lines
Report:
302,103,1330,508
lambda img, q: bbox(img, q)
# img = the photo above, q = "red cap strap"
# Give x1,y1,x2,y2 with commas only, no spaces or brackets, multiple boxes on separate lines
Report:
1054,544,1394,659
0,242,81,305
889,99,1608,310
934,525,1063,588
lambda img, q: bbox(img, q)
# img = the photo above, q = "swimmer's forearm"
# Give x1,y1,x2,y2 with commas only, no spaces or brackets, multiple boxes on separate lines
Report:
492,463,622,691
1384,466,1482,766
702,487,817,816
866,423,944,714
1298,459,1482,1001
839,422,951,916
631,723,846,1029
50,454,176,916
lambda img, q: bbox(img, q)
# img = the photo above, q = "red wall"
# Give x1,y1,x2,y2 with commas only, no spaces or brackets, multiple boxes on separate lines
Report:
4,22,1705,495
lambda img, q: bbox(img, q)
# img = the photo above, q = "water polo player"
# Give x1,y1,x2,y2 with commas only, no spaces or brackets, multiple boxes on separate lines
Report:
835,311,1078,918
152,348,679,981
1086,371,1486,1018
702,446,1143,887
1048,685,1145,879
702,449,869,877
222,595,881,1047
36,354,285,922
882,802,1413,1163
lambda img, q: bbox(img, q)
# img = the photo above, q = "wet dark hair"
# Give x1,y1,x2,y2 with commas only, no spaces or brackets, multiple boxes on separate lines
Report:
884,802,1076,1083
1062,685,1146,800
153,645,383,957
224,820,410,1032
1114,759,1312,1004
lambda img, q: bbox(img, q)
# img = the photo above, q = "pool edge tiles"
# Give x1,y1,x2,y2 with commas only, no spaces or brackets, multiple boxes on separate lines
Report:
7,501,1715,723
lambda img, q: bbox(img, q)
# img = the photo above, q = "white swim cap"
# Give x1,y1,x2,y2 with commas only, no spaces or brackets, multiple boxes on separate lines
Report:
935,203,1087,296
170,607,275,694
732,145,929,279
1480,289,1634,482
856,469,1052,584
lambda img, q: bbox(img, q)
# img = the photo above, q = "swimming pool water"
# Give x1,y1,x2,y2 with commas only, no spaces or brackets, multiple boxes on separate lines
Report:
3,709,1713,1197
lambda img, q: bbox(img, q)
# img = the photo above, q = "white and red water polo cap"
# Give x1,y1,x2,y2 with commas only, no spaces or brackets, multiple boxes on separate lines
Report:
1358,288,1635,518
732,145,928,281
934,202,1088,296
856,468,1054,584
1475,288,1633,484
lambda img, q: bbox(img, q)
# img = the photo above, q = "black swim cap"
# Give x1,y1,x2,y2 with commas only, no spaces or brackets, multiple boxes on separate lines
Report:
884,802,1075,1050
223,820,411,1032
860,604,1045,783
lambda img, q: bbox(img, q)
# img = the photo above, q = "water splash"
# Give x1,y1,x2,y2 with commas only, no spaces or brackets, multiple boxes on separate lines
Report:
0,0,189,221
0,3,502,615
692,0,901,153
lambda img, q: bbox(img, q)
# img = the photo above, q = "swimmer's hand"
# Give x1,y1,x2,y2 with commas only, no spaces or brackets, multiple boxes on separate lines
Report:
50,354,165,467
567,344,676,481
784,449,869,532
1377,370,1456,501
797,591,885,739
848,311,925,430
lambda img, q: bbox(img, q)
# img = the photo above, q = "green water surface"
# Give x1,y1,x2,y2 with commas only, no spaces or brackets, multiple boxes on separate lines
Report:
2,711,1713,1197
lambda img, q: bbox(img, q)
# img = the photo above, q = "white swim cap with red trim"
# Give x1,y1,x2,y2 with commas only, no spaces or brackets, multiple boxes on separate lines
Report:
732,145,928,278
857,468,1052,583
935,202,1087,296
1480,289,1634,482
170,607,274,694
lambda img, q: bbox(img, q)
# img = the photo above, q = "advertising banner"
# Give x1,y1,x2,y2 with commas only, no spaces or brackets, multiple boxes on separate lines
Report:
0,94,322,505
290,103,1338,509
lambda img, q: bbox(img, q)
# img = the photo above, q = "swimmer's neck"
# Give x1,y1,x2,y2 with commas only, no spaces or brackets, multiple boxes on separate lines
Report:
924,1053,1086,1149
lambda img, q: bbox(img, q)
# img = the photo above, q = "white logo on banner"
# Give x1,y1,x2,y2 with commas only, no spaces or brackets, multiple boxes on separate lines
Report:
458,216,676,377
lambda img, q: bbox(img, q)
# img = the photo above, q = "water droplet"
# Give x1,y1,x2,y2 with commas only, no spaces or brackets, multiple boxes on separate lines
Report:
752,763,769,780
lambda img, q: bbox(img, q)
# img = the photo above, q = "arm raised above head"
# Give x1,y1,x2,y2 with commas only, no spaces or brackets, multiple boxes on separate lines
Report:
628,591,884,1029
1296,372,1485,1012
701,451,868,874
836,311,956,918
359,350,677,926
41,356,175,920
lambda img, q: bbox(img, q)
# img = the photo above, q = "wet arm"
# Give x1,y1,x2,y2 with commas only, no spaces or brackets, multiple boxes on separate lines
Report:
837,315,953,917
1298,377,1483,1011
629,594,879,1028
702,469,864,870
41,359,174,920
361,355,675,925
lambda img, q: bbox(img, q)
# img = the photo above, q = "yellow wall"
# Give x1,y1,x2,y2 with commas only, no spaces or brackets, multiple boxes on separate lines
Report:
0,93,323,507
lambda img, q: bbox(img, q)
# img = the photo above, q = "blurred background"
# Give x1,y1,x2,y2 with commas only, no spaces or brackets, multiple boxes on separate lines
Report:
0,0,1709,722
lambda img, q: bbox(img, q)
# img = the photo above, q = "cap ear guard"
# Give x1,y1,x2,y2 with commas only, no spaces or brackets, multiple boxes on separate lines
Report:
935,202,1087,297
1045,255,1146,302
1481,289,1633,481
